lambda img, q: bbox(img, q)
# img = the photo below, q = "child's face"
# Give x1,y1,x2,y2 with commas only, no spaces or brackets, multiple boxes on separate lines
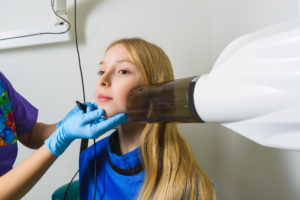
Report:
95,44,145,117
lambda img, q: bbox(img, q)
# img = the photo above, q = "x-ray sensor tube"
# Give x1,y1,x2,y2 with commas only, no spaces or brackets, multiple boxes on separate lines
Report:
126,17,300,151
126,76,202,123
126,75,292,123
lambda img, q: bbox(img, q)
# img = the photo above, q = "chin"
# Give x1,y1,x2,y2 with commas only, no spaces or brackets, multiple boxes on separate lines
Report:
97,105,125,117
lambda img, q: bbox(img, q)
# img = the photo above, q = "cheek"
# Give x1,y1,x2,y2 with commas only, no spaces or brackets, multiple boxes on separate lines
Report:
114,85,133,109
116,78,145,109
95,83,104,109
94,84,100,101
109,81,138,116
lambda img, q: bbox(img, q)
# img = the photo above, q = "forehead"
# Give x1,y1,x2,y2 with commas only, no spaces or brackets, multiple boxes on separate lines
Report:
101,44,132,64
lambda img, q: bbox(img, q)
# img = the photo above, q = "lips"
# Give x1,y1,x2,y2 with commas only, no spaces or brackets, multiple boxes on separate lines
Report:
97,94,112,103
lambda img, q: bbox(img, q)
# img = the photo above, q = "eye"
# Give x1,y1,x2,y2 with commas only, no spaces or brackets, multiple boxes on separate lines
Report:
119,69,129,74
98,71,105,76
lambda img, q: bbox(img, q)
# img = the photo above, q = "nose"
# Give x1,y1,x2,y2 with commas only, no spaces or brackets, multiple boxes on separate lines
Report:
99,72,111,87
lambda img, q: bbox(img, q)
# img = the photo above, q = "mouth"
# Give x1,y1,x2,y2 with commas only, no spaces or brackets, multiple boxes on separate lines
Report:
97,94,113,103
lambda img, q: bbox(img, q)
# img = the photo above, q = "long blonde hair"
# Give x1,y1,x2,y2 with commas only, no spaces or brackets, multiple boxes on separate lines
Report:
107,38,215,200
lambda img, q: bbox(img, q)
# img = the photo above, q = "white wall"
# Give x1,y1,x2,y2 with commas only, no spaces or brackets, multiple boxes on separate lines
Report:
0,0,215,199
1,0,300,199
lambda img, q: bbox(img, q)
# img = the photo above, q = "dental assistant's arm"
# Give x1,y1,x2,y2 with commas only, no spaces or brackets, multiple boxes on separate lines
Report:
0,145,57,200
0,104,128,200
18,122,57,149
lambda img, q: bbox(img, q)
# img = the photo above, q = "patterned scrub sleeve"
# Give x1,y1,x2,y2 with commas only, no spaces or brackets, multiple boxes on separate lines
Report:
0,79,17,146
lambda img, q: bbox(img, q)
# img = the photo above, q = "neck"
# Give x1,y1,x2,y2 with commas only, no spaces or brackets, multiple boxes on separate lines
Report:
117,120,146,155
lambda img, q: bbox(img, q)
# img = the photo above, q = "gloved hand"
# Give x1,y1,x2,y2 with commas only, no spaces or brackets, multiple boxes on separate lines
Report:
56,102,97,129
45,103,128,156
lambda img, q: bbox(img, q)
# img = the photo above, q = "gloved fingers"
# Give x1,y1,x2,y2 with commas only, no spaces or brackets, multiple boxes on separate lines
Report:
93,102,98,108
93,116,105,124
75,108,85,115
84,102,98,113
57,105,82,129
90,113,129,138
82,108,105,124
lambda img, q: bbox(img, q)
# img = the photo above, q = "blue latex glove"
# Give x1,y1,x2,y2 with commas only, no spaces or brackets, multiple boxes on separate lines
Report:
56,102,97,129
45,104,128,156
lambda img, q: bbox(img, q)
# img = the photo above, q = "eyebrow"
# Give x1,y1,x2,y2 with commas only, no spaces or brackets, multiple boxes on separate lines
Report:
99,59,133,65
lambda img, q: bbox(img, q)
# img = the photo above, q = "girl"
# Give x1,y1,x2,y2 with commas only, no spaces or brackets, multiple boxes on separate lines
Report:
79,38,216,200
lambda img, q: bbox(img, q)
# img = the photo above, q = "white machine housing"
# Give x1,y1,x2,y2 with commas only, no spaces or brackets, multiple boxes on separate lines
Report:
193,18,300,150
